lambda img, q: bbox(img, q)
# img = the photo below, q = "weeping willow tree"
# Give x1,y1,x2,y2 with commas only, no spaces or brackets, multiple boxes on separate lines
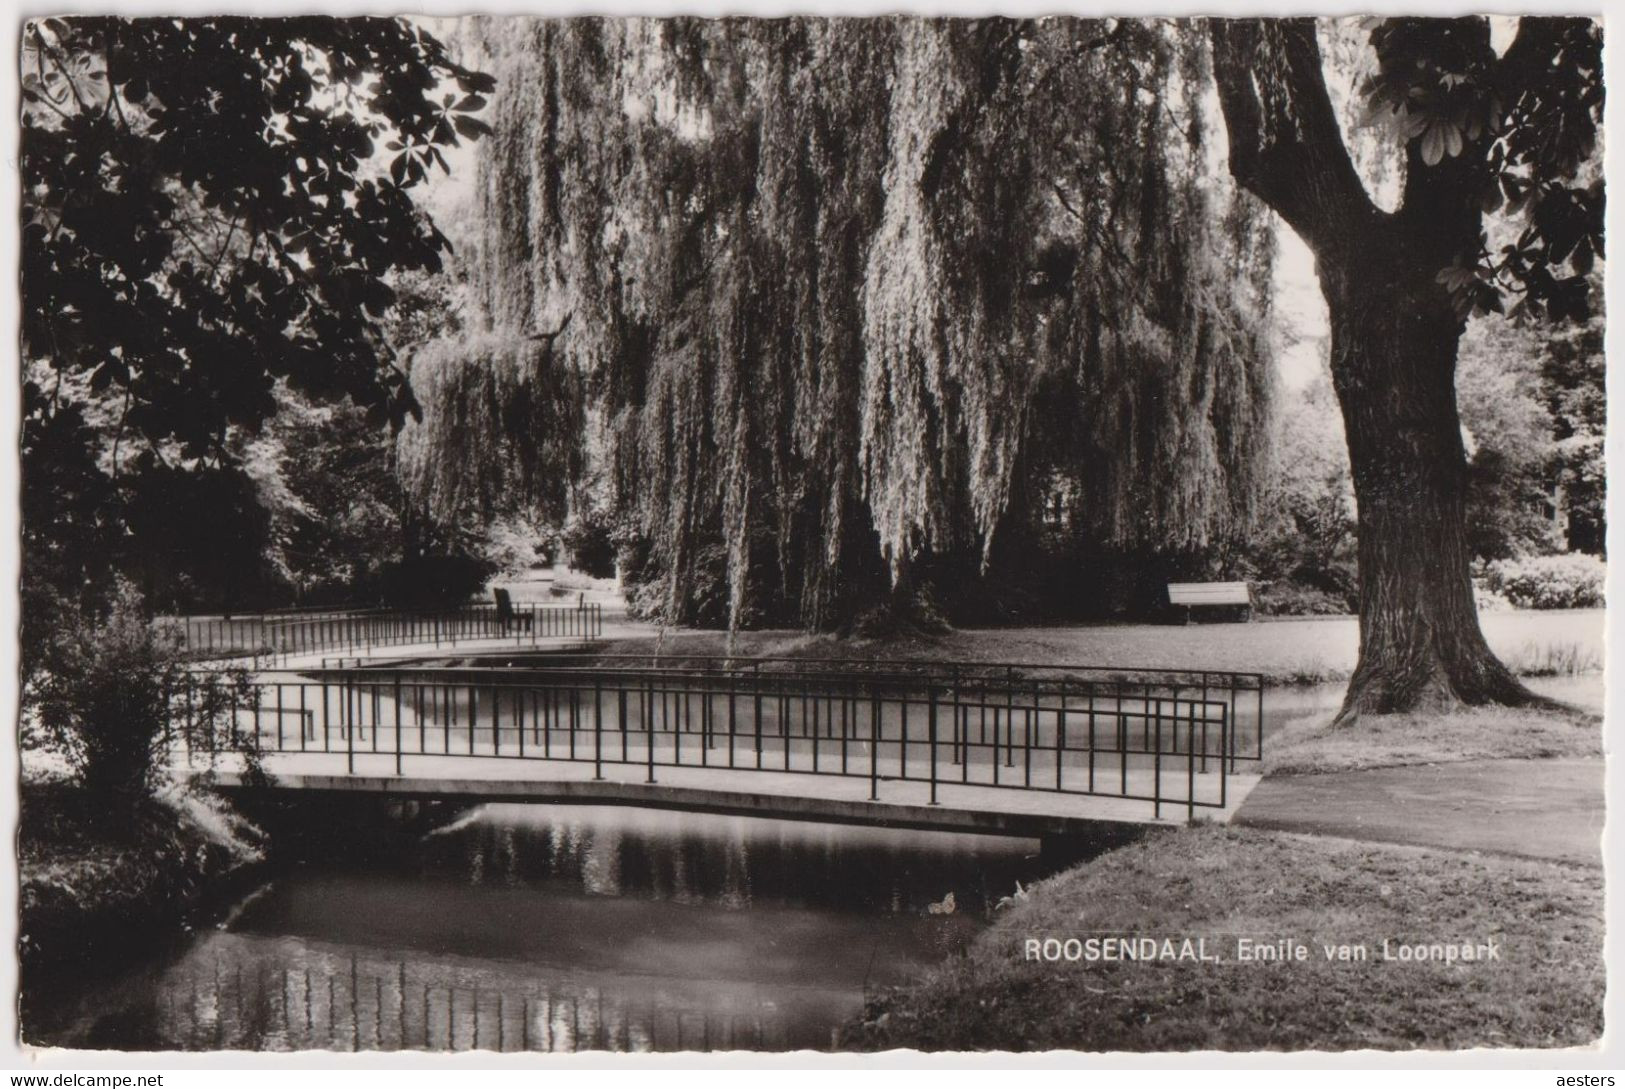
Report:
401,16,1276,630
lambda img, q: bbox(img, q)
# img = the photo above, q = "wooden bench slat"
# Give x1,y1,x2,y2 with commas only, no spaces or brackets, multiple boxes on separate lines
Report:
1167,582,1251,606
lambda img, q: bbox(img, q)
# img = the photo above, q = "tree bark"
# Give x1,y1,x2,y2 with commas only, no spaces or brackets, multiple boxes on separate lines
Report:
1320,237,1540,722
1207,18,1548,722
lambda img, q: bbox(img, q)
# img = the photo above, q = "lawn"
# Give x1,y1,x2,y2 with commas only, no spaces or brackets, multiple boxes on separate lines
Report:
598,609,1604,687
1264,703,1603,776
841,825,1603,1052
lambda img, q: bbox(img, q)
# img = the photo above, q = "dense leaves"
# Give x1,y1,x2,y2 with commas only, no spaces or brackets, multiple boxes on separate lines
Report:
22,16,493,443
1360,17,1604,320
20,16,493,632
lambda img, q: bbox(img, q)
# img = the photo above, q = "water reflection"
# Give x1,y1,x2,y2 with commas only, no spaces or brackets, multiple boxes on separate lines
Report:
35,805,1047,1052
90,932,865,1052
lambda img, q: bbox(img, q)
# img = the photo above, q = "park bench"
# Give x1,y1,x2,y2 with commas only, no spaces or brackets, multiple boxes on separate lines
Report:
1166,581,1253,624
492,587,533,633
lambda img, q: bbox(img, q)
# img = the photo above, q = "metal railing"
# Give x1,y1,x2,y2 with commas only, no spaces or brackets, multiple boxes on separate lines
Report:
161,604,604,665
182,659,1245,821
321,652,1266,765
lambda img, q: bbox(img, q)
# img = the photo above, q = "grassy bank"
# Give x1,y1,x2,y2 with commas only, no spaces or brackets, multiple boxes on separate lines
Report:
841,825,1602,1051
1264,704,1603,776
597,609,1603,687
18,778,264,976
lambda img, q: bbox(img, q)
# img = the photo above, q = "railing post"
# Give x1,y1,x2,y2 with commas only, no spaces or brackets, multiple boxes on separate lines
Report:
1257,683,1264,763
594,679,604,780
1187,705,1197,823
518,683,527,758
346,681,355,775
754,669,764,770
1119,706,1128,795
394,676,403,776
871,682,884,786
1153,700,1162,820
1025,681,1035,787
646,679,656,784
702,678,713,763
1056,683,1066,792
673,685,689,764
1200,674,1210,775
1005,666,1015,769
1086,686,1095,793
928,684,939,806
542,687,552,758
869,684,880,801
899,700,908,781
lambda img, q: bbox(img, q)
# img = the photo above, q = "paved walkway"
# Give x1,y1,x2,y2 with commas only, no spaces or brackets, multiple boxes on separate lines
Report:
1234,757,1604,866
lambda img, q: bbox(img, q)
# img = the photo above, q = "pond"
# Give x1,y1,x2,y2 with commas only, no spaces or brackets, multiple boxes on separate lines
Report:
28,804,1056,1053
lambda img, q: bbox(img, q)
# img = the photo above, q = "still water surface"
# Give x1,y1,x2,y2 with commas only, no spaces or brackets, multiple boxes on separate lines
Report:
36,805,1049,1052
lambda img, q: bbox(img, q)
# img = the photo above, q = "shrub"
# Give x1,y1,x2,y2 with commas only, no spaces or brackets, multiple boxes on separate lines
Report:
1484,553,1606,610
25,582,258,819
374,552,495,609
27,582,183,810
1255,580,1352,616
561,508,619,579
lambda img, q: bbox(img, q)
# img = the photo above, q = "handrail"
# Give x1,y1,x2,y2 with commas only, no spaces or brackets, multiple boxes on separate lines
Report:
180,661,1242,822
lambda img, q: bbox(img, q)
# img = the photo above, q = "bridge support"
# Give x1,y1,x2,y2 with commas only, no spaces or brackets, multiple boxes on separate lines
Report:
231,789,475,862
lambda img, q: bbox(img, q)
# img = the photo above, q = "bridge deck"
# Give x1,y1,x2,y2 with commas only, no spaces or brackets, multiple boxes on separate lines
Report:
204,751,1261,836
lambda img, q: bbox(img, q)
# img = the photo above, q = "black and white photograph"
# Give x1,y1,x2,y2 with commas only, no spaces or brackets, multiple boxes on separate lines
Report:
7,9,1613,1065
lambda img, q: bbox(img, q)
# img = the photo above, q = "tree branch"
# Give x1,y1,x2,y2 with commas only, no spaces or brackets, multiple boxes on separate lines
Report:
1208,18,1379,256
1496,16,1573,93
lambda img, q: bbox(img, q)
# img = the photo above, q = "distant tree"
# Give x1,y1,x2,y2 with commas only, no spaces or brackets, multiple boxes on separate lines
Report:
1251,375,1359,610
1456,314,1563,562
1541,307,1606,555
1210,17,1601,720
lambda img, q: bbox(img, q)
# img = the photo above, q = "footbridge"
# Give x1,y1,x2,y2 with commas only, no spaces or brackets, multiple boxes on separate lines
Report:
176,625,1267,835
165,601,605,667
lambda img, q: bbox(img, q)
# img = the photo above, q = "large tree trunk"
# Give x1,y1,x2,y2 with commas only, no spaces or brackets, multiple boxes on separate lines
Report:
1321,241,1540,723
1205,17,1566,722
